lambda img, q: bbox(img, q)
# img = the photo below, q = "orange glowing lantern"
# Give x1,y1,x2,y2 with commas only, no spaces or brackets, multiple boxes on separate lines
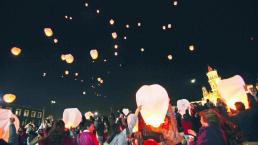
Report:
112,32,118,39
109,19,115,25
10,47,21,56
136,84,169,127
3,94,16,103
90,49,98,60
44,28,53,37
65,54,74,64
61,54,66,61
167,54,173,60
85,111,94,120
218,75,249,110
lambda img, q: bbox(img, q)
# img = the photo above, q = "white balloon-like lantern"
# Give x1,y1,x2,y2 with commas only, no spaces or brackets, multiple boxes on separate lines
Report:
62,108,82,128
218,75,249,110
3,94,16,103
177,99,190,116
136,84,169,127
90,49,98,60
44,28,53,37
10,47,22,56
85,111,94,120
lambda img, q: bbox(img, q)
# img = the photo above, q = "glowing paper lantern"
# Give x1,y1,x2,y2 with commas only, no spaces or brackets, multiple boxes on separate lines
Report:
90,49,98,60
114,44,119,49
167,54,173,60
218,75,249,110
3,94,16,103
53,38,58,44
140,48,144,52
109,19,115,25
44,28,53,37
138,22,141,27
111,32,118,39
10,47,21,56
63,108,82,128
85,3,88,7
75,73,79,76
162,26,166,30
122,108,130,116
124,36,127,40
96,9,100,14
0,109,20,142
168,24,172,29
85,111,94,120
173,1,178,6
189,45,195,51
65,54,74,64
136,84,169,127
64,70,69,75
177,99,190,116
126,24,130,28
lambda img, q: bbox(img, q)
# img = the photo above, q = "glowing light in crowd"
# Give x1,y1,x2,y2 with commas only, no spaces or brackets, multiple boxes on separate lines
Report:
64,70,69,75
44,28,53,37
63,108,82,128
3,94,16,103
10,47,21,56
53,38,58,44
189,45,195,51
167,54,173,60
109,19,115,25
85,112,94,120
114,44,119,49
97,77,101,82
136,84,169,127
177,99,190,116
111,32,118,39
191,78,196,83
90,49,98,60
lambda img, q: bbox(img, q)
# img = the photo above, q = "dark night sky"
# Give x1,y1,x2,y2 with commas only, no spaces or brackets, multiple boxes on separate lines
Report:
0,0,257,116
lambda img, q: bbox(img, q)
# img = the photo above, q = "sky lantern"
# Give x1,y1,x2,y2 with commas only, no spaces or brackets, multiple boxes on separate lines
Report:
109,19,115,25
85,3,88,7
85,111,94,120
10,47,21,56
65,15,68,19
90,49,98,60
177,99,190,116
114,52,118,56
114,44,119,49
0,109,20,142
63,108,82,128
61,54,66,61
173,1,178,6
65,54,74,64
162,25,166,30
96,9,100,14
140,48,144,52
53,38,58,44
167,54,173,60
99,79,104,84
136,84,169,127
3,94,16,103
64,70,69,75
126,24,130,28
75,72,79,76
124,36,127,40
168,24,172,29
137,22,141,27
97,77,101,82
189,45,195,51
111,32,118,39
218,75,249,110
44,28,53,37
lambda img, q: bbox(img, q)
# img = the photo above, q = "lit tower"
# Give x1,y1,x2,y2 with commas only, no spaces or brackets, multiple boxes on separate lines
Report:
207,66,221,93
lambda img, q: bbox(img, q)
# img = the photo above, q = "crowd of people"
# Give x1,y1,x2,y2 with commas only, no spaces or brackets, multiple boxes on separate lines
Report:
1,88,258,145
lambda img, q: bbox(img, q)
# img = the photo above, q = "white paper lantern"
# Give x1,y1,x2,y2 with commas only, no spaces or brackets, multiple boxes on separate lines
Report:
62,108,82,128
177,99,190,116
44,28,53,37
85,111,94,120
136,84,169,127
10,47,22,56
0,109,20,142
90,49,98,60
218,75,249,110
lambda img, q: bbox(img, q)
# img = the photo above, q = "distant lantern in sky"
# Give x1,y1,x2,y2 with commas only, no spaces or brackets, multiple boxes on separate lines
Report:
10,47,21,56
104,59,107,62
44,28,53,37
61,54,66,61
140,48,144,52
65,54,74,64
96,9,100,14
109,19,115,25
191,78,196,83
114,52,118,56
138,22,141,27
126,24,130,28
173,1,178,6
167,54,173,60
90,49,98,60
75,73,79,76
97,77,102,82
168,24,172,29
42,72,47,77
162,25,166,30
123,36,127,40
3,94,16,103
53,38,58,44
65,70,69,75
83,91,86,95
69,17,73,20
85,3,88,7
114,44,119,49
111,32,118,39
100,79,104,84
189,45,195,51
65,15,68,19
